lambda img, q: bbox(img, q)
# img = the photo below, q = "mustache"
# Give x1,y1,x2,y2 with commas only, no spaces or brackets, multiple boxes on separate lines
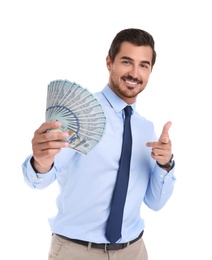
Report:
122,75,143,84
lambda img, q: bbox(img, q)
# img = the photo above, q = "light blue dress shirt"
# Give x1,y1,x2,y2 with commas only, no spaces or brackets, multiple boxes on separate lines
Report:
22,84,176,243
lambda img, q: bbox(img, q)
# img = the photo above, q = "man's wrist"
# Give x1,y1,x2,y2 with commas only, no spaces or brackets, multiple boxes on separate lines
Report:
156,154,174,169
30,157,53,174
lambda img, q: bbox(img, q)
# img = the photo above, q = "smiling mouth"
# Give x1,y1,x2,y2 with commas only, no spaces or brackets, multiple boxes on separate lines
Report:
125,80,138,86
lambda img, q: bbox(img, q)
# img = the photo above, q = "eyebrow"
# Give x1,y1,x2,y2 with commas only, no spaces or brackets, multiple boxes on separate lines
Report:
121,56,151,66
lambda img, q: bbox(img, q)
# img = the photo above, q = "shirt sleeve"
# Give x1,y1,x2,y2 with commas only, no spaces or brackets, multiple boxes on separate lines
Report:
144,162,176,211
22,155,56,189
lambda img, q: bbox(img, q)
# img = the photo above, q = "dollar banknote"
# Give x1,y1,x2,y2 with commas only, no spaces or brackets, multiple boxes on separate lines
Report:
46,79,106,154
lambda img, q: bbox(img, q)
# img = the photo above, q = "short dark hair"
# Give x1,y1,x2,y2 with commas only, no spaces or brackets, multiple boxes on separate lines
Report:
108,28,156,67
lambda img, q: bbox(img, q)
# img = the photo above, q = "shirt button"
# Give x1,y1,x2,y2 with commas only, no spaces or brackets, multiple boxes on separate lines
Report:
160,174,164,178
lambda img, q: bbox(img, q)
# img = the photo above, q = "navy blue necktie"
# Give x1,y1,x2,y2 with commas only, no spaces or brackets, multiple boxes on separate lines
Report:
105,105,132,244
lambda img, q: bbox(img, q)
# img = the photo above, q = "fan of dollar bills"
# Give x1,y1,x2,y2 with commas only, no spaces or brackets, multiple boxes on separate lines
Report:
45,79,106,155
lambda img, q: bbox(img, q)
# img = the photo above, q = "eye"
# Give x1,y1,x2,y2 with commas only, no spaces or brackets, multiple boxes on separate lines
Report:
122,60,129,64
140,63,150,70
122,60,132,65
141,64,148,68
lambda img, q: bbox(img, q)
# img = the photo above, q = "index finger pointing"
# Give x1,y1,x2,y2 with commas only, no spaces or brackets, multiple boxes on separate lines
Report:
158,121,172,144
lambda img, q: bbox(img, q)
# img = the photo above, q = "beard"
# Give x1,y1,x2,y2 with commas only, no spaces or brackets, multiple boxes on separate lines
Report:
109,74,146,100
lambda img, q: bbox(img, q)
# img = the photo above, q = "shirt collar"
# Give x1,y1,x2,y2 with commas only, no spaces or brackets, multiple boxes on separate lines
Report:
102,84,136,114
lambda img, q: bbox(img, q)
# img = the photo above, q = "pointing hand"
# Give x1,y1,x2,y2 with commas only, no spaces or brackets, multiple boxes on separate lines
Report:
146,121,173,166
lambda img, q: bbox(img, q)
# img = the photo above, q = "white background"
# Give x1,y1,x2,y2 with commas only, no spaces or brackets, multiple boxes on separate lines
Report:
1,0,211,259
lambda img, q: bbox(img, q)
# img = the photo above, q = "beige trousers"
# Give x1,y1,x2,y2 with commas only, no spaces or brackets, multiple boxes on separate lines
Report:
48,234,148,260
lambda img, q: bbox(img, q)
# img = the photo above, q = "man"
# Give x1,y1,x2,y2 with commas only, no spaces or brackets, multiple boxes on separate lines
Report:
22,28,176,260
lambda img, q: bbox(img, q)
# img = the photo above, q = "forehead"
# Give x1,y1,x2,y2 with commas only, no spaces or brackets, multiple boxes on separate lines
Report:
117,42,153,64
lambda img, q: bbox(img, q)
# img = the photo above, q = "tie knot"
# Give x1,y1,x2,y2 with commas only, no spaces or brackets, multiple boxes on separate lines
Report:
124,106,132,117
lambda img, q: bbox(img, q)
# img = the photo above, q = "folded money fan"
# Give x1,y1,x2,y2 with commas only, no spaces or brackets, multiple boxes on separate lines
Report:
46,79,106,155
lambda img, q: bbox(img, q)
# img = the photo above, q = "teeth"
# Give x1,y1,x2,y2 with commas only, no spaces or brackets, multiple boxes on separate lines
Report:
126,80,137,85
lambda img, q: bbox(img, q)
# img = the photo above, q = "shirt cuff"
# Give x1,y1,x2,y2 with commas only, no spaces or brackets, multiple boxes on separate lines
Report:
22,155,55,189
153,162,176,183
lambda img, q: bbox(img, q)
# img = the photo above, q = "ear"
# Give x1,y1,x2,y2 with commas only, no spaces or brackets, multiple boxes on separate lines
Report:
106,55,112,71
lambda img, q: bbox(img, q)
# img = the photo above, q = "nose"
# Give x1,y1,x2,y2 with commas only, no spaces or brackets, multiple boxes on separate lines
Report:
129,65,139,79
